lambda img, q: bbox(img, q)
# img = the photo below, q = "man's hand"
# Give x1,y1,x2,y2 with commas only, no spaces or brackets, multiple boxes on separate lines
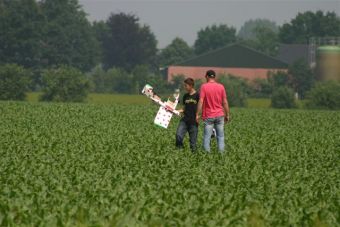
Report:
225,114,231,123
196,114,200,123
177,109,184,117
196,100,203,124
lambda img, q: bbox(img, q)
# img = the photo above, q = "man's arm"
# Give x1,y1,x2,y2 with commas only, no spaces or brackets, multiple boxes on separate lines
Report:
178,106,185,116
196,85,205,123
223,97,230,122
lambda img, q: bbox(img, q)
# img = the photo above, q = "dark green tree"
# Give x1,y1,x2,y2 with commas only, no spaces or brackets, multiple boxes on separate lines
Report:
268,71,290,88
271,86,296,109
92,21,109,63
89,65,111,93
0,64,31,100
98,13,157,71
40,66,91,102
39,0,100,71
0,0,45,68
306,82,340,110
279,11,340,44
250,78,273,98
89,64,169,94
158,38,193,67
241,26,279,56
194,79,204,91
194,24,236,55
145,73,171,95
170,75,185,90
288,59,314,99
131,65,152,93
238,18,278,40
89,66,133,94
105,67,133,93
254,26,279,56
218,74,248,107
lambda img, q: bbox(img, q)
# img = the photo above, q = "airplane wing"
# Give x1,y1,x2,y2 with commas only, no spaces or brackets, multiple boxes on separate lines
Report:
154,106,173,129
142,84,154,98
142,84,180,128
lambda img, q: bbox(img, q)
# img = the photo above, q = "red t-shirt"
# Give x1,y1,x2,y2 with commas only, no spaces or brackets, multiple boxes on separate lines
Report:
200,81,227,120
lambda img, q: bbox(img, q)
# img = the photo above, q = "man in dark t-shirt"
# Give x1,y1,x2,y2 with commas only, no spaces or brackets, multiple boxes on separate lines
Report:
176,78,199,152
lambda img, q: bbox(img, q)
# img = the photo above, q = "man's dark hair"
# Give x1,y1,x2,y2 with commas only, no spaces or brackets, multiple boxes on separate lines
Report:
184,78,195,87
206,70,216,78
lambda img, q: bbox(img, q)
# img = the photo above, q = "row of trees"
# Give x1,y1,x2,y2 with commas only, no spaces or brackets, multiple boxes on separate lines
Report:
1,0,340,73
270,81,340,110
0,63,178,102
0,64,90,102
161,12,340,65
0,0,99,71
0,0,339,109
167,11,340,63
198,60,339,110
1,62,339,110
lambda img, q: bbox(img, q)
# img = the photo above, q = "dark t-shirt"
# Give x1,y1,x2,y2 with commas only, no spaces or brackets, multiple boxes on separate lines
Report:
182,92,200,125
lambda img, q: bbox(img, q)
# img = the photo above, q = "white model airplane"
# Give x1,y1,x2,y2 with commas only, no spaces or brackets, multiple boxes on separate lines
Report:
142,84,180,129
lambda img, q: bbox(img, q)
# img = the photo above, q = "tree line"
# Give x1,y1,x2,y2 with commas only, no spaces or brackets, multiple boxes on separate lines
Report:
1,0,339,72
0,0,339,109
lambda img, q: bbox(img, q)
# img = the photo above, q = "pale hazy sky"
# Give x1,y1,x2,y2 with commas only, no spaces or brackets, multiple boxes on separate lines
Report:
78,0,340,48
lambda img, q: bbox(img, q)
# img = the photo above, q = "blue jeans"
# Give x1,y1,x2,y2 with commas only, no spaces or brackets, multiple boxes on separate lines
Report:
203,116,225,153
176,120,198,152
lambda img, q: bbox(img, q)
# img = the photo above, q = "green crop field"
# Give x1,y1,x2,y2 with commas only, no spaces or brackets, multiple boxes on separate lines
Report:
0,101,339,226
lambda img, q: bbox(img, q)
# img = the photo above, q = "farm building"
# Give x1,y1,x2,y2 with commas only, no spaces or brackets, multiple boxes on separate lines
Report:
276,44,309,65
165,43,289,82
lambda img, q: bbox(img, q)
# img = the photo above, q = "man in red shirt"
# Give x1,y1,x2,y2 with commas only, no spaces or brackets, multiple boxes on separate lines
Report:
196,70,230,153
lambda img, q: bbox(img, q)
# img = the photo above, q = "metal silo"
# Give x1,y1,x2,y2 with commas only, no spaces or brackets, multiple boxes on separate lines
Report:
316,46,340,81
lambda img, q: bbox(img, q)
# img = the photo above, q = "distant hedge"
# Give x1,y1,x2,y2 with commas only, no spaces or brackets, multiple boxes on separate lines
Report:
0,64,31,101
218,74,248,107
271,86,296,109
306,82,340,110
40,66,91,102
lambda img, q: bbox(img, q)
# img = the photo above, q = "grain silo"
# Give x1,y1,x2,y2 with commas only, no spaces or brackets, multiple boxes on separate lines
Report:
316,46,340,81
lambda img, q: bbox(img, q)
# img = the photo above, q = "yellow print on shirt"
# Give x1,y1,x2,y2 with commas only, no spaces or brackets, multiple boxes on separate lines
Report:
185,98,197,104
